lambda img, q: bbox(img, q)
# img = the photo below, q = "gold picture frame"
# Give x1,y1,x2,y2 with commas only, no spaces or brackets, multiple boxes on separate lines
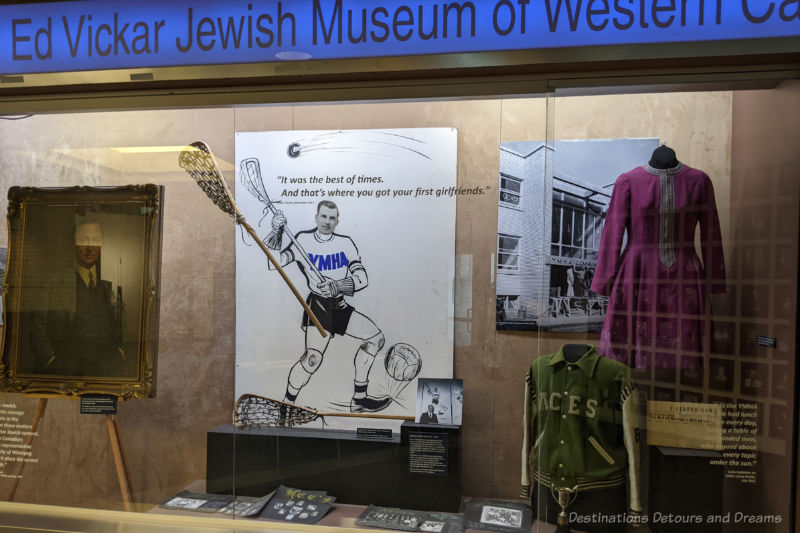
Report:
1,185,163,399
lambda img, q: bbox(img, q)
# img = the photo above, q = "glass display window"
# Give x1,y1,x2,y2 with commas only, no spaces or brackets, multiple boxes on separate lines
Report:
523,81,799,532
0,76,796,533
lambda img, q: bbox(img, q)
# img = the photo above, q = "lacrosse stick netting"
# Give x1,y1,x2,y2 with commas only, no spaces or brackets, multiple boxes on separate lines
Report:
234,393,414,428
178,141,326,337
234,394,321,428
239,157,325,284
179,142,239,219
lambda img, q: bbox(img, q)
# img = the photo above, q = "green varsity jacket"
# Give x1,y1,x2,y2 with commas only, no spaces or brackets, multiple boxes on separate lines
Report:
521,345,642,512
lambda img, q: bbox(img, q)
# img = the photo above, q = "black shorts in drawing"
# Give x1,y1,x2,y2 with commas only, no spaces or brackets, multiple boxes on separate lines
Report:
302,293,355,336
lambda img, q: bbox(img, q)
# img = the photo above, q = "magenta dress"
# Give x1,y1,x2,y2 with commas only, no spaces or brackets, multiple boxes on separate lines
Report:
590,163,726,369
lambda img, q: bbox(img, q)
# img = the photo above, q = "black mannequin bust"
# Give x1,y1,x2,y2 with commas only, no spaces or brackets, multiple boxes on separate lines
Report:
562,343,592,363
649,145,679,169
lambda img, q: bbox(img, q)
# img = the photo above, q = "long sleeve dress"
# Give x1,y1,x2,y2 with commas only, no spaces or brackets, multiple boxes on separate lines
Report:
590,163,726,369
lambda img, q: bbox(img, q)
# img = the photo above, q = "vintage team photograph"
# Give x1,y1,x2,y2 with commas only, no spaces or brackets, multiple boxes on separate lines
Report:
480,506,523,529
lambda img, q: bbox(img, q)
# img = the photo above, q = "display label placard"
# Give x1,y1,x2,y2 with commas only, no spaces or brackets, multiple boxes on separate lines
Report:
408,431,448,476
80,395,118,415
647,401,723,451
757,336,777,348
357,428,393,440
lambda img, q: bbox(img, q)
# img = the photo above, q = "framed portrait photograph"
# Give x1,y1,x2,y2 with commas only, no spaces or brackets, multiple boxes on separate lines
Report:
740,362,767,397
654,352,677,384
653,387,675,402
1,185,163,399
769,404,788,438
678,390,703,403
709,358,734,392
679,355,703,388
711,320,736,355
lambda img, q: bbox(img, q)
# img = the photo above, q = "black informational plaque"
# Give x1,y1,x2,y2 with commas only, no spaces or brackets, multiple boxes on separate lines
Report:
357,427,393,440
80,394,118,415
408,431,448,476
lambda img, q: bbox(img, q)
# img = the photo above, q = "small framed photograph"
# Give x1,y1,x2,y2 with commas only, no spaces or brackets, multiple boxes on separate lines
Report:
772,365,791,399
464,498,531,533
679,355,703,388
711,321,736,355
632,350,652,381
773,284,795,318
710,286,737,317
772,324,791,360
739,323,766,358
653,387,675,402
775,246,795,279
416,378,463,426
740,285,769,318
770,404,788,438
654,353,677,384
1,185,163,399
481,506,523,529
739,245,770,278
740,363,767,397
638,388,650,405
709,359,734,392
679,390,702,403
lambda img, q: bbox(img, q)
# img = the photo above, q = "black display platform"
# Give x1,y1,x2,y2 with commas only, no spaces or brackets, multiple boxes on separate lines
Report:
206,421,461,511
649,446,724,533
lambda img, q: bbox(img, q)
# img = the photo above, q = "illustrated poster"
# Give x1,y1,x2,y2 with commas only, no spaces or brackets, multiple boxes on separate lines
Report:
235,129,457,430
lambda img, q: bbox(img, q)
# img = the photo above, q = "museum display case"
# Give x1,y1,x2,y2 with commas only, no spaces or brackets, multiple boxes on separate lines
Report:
0,78,795,533
0,2,797,532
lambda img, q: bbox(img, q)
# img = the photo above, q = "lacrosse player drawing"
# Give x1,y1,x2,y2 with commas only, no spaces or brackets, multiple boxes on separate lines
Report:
267,200,392,413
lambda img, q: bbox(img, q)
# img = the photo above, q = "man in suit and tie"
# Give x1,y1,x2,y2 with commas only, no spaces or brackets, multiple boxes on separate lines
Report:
419,404,439,424
30,220,124,377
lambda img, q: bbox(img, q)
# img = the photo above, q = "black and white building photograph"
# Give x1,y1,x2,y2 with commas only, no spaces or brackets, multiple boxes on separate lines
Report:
496,138,659,331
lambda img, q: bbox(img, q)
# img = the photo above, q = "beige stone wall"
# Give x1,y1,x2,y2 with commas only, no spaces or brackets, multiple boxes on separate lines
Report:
0,90,742,510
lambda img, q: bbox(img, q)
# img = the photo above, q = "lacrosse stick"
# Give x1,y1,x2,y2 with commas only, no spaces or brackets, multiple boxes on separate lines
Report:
234,393,413,428
239,158,325,285
178,141,326,338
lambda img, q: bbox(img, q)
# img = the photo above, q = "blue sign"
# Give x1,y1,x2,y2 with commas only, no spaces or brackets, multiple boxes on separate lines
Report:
2,0,799,75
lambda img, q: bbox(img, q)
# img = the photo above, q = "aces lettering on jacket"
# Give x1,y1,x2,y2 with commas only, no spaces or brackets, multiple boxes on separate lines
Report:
537,392,598,419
